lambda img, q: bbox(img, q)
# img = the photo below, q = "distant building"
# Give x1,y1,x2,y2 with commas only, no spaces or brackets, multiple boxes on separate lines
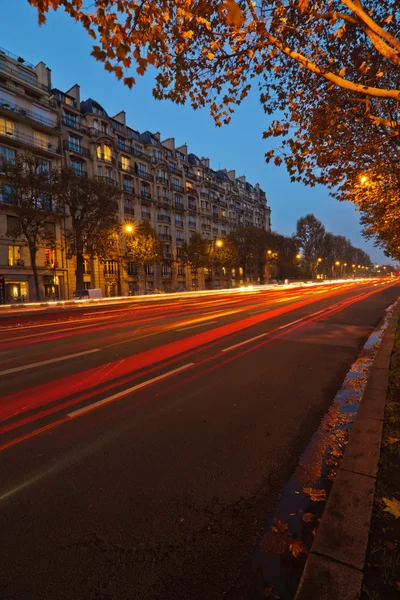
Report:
0,46,272,300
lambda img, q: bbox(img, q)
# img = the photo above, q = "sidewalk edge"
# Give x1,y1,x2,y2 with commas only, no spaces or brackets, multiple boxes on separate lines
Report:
294,302,400,600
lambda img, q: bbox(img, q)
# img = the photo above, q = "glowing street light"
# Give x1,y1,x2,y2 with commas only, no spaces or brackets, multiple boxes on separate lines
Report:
335,261,340,266
360,175,368,184
296,253,302,260
317,257,323,263
124,223,134,234
215,239,223,248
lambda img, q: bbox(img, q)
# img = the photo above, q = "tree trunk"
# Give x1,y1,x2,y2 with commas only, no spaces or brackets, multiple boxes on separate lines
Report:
143,266,147,294
75,248,85,292
29,246,40,302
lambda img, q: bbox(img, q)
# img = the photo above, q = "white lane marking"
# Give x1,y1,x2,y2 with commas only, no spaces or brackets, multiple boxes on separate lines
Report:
278,318,304,330
177,321,218,332
221,333,268,353
248,307,268,314
67,363,195,417
0,349,101,377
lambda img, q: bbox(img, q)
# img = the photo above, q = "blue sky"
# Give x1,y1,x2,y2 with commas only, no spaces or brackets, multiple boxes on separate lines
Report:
0,0,391,264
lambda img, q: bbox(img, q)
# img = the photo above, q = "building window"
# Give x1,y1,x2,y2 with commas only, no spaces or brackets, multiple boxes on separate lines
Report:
0,118,14,137
68,133,81,152
106,167,113,180
34,131,49,149
64,111,78,128
6,215,19,233
104,260,117,275
101,122,109,134
124,198,134,214
127,262,137,276
97,166,102,177
178,265,185,276
123,177,133,194
137,163,146,176
44,248,56,267
103,144,112,161
175,215,183,227
71,159,84,175
117,136,125,150
37,159,50,173
121,156,130,171
145,265,154,275
0,145,15,163
162,187,168,198
8,245,20,266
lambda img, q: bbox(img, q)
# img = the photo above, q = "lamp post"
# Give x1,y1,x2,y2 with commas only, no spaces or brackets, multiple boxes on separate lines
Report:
117,222,135,296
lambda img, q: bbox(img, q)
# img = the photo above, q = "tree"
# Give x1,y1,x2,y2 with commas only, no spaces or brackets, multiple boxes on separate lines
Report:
265,232,300,279
180,232,209,289
125,221,163,292
227,226,268,281
0,153,56,301
296,214,325,278
52,167,120,292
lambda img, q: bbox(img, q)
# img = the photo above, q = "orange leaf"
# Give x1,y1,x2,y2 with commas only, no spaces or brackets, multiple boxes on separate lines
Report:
289,539,308,559
271,519,289,533
302,513,315,523
221,0,245,27
303,487,327,502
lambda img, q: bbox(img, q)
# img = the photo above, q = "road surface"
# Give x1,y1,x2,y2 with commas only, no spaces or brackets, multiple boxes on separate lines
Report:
0,280,399,600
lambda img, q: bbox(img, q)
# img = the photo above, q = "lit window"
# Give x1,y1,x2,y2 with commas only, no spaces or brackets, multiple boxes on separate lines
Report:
34,131,48,149
103,145,112,161
121,156,130,171
8,245,20,266
97,144,102,159
0,118,14,137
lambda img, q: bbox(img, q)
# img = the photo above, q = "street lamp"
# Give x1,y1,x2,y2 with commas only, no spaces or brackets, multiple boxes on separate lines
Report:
215,239,223,248
360,175,368,185
296,253,302,260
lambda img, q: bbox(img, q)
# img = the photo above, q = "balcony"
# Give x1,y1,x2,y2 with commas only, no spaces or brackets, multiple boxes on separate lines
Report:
117,140,129,152
137,170,154,182
140,190,152,200
200,192,209,199
168,164,182,176
71,166,87,177
201,224,211,231
141,211,151,220
188,202,197,212
163,252,174,261
64,140,91,157
0,57,49,92
158,233,172,242
0,98,60,132
176,236,184,243
97,175,118,186
62,116,86,132
188,221,196,229
97,152,116,166
132,147,151,161
124,204,135,216
171,182,185,194
161,270,172,278
174,202,185,211
0,129,61,156
175,220,184,229
157,214,171,223
118,161,135,175
156,176,169,185
220,200,228,208
123,184,134,195
201,206,212,215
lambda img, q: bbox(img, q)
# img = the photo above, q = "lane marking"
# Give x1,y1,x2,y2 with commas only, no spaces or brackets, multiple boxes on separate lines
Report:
0,349,101,377
177,321,218,332
67,363,195,418
248,307,269,315
221,333,268,353
278,318,304,330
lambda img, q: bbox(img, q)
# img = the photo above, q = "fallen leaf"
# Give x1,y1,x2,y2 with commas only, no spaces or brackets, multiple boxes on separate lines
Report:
302,513,315,523
381,497,400,519
303,487,327,502
272,519,289,533
387,436,400,444
289,539,308,559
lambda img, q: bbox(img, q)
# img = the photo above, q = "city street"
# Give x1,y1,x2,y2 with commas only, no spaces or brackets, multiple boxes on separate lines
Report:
1,280,399,600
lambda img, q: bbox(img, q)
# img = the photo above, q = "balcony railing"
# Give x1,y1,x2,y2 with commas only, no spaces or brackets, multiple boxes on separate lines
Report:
123,184,134,195
0,58,49,92
141,211,151,220
97,175,118,186
132,147,151,161
137,170,154,182
0,97,59,130
157,214,171,223
65,140,91,157
141,190,152,200
201,223,211,231
171,182,185,194
168,164,183,176
156,176,169,184
119,161,135,174
174,202,185,211
97,152,116,166
162,270,172,278
175,220,184,228
176,236,184,243
188,221,196,229
124,205,135,215
163,252,174,260
188,202,197,211
220,200,228,208
158,233,172,241
0,129,61,154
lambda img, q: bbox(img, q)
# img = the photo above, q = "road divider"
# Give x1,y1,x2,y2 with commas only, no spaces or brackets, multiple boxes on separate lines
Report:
0,349,101,377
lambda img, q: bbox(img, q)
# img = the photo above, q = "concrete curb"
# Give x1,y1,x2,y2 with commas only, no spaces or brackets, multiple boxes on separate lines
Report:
295,302,400,600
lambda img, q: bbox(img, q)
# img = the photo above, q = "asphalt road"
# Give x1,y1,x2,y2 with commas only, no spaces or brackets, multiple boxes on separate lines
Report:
0,280,399,600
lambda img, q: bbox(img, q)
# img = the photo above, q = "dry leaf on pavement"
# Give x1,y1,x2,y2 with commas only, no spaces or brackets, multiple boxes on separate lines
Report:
271,519,289,533
288,539,308,559
303,487,327,501
387,436,400,444
302,513,315,522
381,497,400,519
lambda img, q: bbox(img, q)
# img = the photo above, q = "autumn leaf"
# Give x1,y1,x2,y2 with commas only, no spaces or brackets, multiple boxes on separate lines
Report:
288,539,308,558
220,0,246,27
207,52,215,61
297,0,308,14
271,519,289,533
386,436,400,444
182,30,195,40
303,487,327,501
381,497,400,519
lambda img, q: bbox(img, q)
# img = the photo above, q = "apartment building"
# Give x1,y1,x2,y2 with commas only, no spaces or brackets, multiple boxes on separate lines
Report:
55,85,271,295
0,47,65,303
0,45,272,301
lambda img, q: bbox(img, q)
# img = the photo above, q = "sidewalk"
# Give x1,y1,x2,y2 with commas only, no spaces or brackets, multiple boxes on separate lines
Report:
295,302,400,600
